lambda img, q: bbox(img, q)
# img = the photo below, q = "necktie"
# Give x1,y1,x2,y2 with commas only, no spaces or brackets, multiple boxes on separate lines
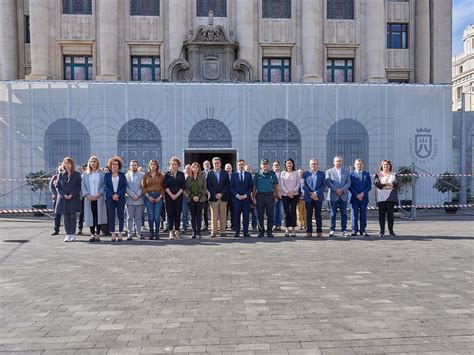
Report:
358,172,362,180
240,172,244,181
311,173,317,190
216,171,220,184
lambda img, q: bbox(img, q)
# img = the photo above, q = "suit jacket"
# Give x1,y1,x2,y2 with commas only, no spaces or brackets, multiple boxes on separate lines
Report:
81,171,107,226
104,172,127,200
302,170,326,203
207,169,229,202
125,171,145,205
325,168,351,202
55,171,82,214
185,175,208,203
230,171,253,202
349,170,372,204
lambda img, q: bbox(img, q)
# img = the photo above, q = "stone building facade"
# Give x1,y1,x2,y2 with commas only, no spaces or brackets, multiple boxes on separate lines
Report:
453,24,474,111
0,0,452,84
0,0,459,209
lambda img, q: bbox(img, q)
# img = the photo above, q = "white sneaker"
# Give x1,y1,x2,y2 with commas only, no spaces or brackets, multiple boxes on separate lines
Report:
64,235,70,242
69,235,76,242
329,230,335,237
342,231,349,238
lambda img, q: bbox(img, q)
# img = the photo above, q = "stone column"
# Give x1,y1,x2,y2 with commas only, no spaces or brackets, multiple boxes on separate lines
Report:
235,0,255,70
415,0,430,83
0,0,18,80
363,0,386,83
301,0,323,82
167,0,187,63
26,0,51,79
96,0,119,80
431,0,452,84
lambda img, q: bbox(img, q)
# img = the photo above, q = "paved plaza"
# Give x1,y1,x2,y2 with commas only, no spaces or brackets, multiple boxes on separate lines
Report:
0,214,473,354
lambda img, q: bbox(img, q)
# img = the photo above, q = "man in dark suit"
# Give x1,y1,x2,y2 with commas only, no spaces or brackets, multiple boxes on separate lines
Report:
302,158,326,238
207,157,230,237
349,159,372,237
230,159,253,238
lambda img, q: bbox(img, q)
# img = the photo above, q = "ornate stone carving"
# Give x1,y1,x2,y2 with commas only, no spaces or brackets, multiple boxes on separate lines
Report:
118,118,162,141
259,119,301,141
189,119,232,148
258,119,302,166
168,12,254,82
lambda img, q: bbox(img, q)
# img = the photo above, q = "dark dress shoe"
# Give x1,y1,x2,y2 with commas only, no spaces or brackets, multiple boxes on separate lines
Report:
305,233,312,238
51,231,59,236
233,233,240,238
379,232,385,237
243,233,251,238
257,233,264,238
267,233,274,238
389,231,397,237
361,232,370,237
351,231,359,237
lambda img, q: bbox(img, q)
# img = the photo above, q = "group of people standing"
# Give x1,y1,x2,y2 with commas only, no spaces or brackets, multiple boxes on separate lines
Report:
50,154,399,243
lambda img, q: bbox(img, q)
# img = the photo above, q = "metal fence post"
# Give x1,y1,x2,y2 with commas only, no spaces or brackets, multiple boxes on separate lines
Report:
460,93,467,207
411,162,417,221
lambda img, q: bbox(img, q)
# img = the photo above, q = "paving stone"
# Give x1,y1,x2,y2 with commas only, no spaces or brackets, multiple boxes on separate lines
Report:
0,216,472,353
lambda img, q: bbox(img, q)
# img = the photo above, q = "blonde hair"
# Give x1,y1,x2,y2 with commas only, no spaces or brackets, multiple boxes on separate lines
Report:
86,155,101,174
168,156,181,168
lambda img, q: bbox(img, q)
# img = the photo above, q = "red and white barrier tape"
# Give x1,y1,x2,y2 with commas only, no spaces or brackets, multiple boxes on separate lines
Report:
0,208,54,214
1,173,473,182
1,205,472,215
396,173,473,178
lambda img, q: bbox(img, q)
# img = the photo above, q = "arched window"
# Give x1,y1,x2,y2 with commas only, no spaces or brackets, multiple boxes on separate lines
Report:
259,119,301,167
197,0,226,17
117,119,162,168
44,118,90,170
262,0,291,18
189,119,232,148
327,119,368,169
327,0,354,20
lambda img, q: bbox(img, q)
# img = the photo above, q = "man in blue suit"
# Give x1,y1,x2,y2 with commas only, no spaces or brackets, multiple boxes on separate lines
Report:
230,159,254,238
349,159,371,237
326,155,351,238
302,158,326,238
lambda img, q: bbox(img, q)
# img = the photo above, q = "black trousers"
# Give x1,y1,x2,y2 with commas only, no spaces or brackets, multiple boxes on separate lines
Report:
78,197,85,229
282,196,298,228
64,212,77,235
53,199,61,233
165,194,183,231
256,192,275,235
378,201,396,233
89,200,101,235
188,200,203,234
305,200,323,233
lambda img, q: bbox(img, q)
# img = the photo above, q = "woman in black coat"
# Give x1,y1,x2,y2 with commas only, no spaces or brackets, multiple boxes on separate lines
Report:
163,156,186,240
55,157,82,242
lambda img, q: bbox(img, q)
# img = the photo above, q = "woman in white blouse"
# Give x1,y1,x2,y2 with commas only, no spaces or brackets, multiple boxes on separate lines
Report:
81,156,107,242
374,160,399,237
280,158,301,237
